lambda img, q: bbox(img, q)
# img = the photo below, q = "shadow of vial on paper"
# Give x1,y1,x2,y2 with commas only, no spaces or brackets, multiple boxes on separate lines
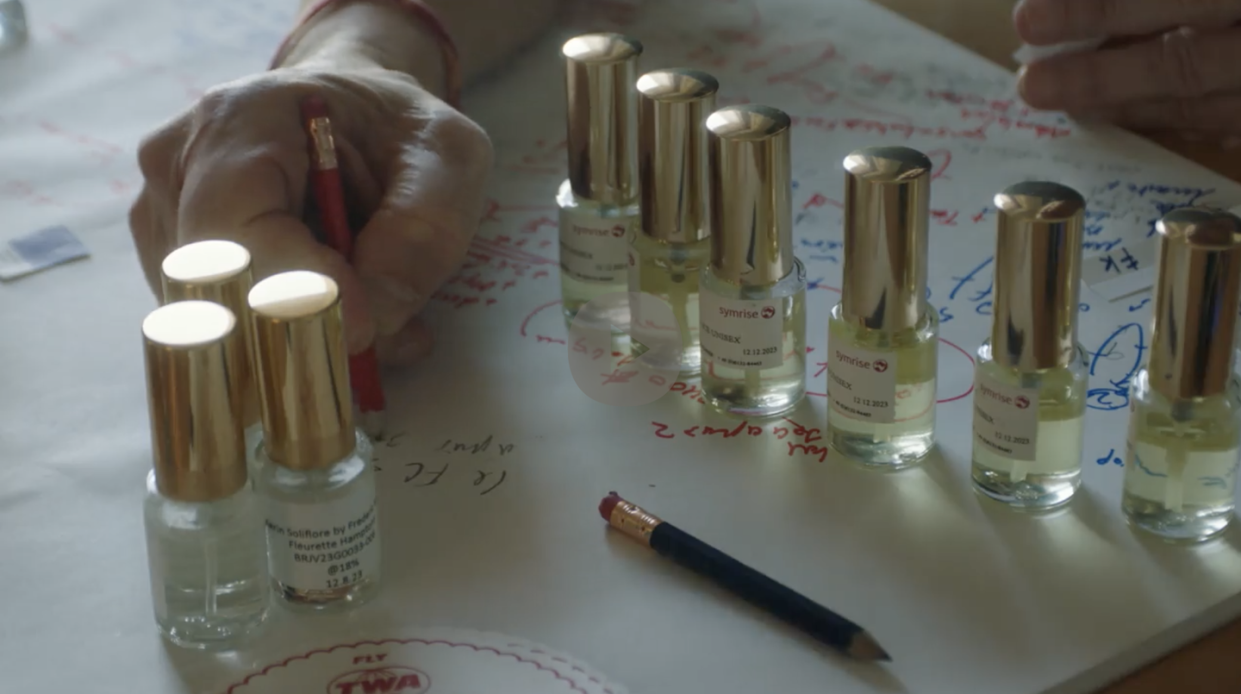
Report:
812,446,1039,672
973,486,1176,654
160,604,407,693
1130,518,1241,607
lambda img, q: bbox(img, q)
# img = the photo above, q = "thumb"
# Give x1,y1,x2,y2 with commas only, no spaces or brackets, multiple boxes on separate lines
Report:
352,117,492,337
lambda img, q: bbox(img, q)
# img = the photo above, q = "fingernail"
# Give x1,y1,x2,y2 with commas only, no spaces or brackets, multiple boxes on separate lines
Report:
1016,66,1055,108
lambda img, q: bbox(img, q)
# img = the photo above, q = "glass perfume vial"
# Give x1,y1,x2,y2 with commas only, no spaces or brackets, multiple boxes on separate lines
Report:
699,105,807,417
558,33,643,331
971,182,1088,509
141,300,270,650
629,68,718,376
161,239,264,468
1122,208,1241,543
827,147,938,469
248,271,382,610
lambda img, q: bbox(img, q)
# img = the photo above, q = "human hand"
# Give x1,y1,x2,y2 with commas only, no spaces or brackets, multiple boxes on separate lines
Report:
1013,0,1241,141
129,64,492,364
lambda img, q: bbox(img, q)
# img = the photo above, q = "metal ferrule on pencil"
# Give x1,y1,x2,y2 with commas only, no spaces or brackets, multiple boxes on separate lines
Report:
562,32,642,205
706,104,793,287
636,68,717,244
307,117,338,170
1148,208,1241,400
840,146,931,332
249,270,354,471
990,182,1086,371
607,497,664,546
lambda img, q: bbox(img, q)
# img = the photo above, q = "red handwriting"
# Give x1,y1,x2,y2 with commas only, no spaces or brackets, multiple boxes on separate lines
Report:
650,417,830,462
956,110,1073,139
46,22,204,99
926,148,952,180
791,115,988,141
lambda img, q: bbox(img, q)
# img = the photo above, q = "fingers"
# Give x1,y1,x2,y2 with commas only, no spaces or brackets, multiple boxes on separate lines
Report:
1018,26,1241,111
1078,93,1241,135
351,107,493,337
1014,0,1241,45
374,316,435,366
129,116,192,300
176,121,377,354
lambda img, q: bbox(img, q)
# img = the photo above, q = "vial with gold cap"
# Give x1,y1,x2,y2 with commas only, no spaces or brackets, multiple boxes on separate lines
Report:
160,239,263,465
557,33,643,330
628,68,718,376
248,270,381,609
1122,207,1241,543
698,104,807,417
141,300,270,649
971,182,1089,509
826,146,938,469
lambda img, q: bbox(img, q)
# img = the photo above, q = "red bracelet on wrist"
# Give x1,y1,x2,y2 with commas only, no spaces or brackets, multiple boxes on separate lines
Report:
271,0,462,110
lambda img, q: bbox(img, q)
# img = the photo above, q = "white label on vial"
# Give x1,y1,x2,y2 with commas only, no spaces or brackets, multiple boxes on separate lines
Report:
972,372,1038,461
264,482,381,592
827,345,897,423
698,290,784,369
558,213,631,283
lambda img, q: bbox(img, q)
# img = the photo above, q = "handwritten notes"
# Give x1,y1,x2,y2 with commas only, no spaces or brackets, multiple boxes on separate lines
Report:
376,435,516,497
8,1,1241,694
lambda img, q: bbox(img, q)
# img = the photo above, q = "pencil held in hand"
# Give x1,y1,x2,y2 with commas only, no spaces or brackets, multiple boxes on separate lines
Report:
299,95,387,434
599,492,890,662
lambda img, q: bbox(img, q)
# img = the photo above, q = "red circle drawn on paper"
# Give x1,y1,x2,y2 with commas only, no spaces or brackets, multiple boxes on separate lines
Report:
519,289,977,405
222,637,616,694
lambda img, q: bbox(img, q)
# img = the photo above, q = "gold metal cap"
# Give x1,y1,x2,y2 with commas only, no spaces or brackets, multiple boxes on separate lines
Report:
706,104,794,287
1149,207,1241,400
248,270,354,470
563,33,642,204
142,301,248,502
637,68,718,243
160,239,260,428
991,182,1086,370
840,147,932,332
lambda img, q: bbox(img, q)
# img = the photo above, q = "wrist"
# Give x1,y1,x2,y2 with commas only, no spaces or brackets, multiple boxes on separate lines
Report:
276,0,446,98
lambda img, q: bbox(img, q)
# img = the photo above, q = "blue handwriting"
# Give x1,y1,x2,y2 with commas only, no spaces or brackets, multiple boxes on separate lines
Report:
1086,322,1146,411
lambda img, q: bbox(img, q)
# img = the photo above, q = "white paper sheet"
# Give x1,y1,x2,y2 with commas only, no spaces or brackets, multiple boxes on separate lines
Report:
4,1,1241,694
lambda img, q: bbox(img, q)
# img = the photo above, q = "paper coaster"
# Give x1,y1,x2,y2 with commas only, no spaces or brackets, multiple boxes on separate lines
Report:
222,629,627,694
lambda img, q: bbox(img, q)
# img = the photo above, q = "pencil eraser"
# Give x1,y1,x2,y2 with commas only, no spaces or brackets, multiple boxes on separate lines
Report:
0,225,89,281
599,492,622,521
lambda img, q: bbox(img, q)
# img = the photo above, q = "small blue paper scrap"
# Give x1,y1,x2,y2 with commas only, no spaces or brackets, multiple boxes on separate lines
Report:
0,225,90,281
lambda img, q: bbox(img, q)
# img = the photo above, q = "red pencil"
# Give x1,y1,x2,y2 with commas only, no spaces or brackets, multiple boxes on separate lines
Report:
300,95,387,437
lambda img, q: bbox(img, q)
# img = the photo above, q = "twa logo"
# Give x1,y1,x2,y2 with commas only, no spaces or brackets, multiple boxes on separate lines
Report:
610,225,626,238
760,306,776,319
327,667,430,694
1014,395,1030,409
872,359,889,373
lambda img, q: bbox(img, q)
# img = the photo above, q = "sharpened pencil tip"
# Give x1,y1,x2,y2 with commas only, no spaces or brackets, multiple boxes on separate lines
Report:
847,631,891,662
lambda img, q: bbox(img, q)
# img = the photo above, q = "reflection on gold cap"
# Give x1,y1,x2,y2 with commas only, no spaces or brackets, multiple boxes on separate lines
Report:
563,33,642,204
1149,207,1241,400
706,104,793,286
248,271,354,470
143,301,248,502
841,146,931,332
637,68,718,243
161,240,260,427
991,182,1085,370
